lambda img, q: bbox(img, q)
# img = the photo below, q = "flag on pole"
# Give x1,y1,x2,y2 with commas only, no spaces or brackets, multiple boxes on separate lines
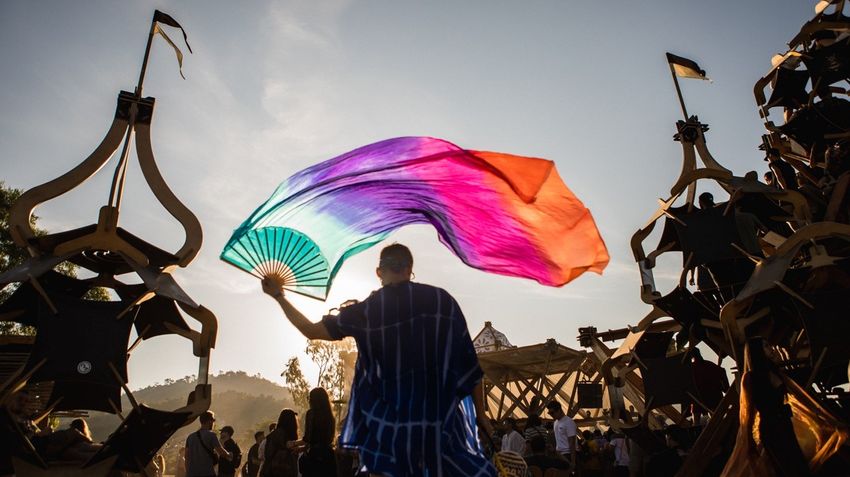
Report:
666,53,710,81
152,10,192,79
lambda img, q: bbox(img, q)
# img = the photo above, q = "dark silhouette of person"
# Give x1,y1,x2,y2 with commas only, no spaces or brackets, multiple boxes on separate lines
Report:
218,425,242,477
688,348,730,421
261,409,301,477
698,192,715,209
263,243,495,477
43,418,102,462
298,388,337,477
524,436,569,473
245,431,264,477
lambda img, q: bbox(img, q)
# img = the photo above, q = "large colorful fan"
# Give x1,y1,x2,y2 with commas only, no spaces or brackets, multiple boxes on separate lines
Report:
222,226,330,296
221,136,609,300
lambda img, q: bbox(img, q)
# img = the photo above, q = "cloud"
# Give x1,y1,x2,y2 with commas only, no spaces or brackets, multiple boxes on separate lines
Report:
181,1,359,227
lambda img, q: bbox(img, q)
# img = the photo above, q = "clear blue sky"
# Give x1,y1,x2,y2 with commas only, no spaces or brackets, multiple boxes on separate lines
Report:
0,1,816,389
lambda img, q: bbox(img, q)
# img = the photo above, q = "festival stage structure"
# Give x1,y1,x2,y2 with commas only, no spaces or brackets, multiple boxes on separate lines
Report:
0,11,216,477
474,322,684,428
581,2,850,475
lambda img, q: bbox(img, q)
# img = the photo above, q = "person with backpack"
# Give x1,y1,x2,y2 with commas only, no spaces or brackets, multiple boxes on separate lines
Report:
261,409,302,477
185,411,232,477
218,426,242,477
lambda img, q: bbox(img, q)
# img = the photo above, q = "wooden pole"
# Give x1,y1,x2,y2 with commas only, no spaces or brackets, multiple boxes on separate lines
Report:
135,14,158,98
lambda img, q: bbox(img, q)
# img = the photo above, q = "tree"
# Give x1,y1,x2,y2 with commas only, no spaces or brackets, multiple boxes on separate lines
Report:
306,340,339,387
1,182,37,281
1,181,109,335
281,356,310,411
281,338,357,414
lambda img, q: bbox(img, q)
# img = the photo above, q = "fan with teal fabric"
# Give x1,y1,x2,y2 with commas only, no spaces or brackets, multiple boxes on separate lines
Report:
220,227,329,298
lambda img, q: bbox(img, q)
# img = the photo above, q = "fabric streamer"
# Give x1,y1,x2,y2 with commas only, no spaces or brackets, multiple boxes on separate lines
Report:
221,136,609,300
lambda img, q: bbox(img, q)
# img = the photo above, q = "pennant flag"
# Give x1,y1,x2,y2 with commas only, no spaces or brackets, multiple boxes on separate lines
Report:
666,53,710,81
152,10,192,79
153,10,192,53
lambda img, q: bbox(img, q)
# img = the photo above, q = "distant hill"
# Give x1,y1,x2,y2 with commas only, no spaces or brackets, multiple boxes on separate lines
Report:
82,370,296,471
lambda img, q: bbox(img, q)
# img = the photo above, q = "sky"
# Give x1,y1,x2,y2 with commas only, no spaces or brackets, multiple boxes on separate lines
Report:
0,1,819,390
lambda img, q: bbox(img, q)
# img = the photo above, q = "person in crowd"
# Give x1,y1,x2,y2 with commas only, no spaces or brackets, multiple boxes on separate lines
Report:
545,400,577,470
185,411,232,477
263,243,496,476
256,423,276,476
698,192,715,210
582,429,603,477
42,418,102,462
218,425,242,477
297,387,337,476
524,436,570,473
244,431,264,477
608,432,630,477
500,417,525,454
687,348,730,422
764,170,777,187
522,413,548,456
261,409,302,477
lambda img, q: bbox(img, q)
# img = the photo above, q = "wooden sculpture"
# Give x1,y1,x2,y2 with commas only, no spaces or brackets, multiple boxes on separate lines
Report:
582,2,850,476
0,10,216,477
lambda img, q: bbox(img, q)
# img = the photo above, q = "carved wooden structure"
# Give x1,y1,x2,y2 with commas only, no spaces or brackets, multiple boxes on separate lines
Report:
0,10,216,477
584,2,850,475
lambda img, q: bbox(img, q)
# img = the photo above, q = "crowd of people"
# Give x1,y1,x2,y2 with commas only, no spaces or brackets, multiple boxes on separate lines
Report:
177,387,337,477
172,395,699,477
486,401,631,477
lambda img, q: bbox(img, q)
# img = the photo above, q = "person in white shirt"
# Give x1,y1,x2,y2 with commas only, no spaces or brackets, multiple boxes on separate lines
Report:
608,432,631,477
545,400,577,470
500,417,526,454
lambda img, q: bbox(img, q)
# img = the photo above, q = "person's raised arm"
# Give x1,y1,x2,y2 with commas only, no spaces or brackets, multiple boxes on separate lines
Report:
262,278,334,341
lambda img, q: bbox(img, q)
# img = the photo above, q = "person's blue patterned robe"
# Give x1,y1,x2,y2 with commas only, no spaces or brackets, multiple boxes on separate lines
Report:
323,282,496,477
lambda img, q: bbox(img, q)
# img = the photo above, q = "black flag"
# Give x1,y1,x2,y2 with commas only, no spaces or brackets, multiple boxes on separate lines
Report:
666,53,710,81
151,10,192,79
153,10,192,53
